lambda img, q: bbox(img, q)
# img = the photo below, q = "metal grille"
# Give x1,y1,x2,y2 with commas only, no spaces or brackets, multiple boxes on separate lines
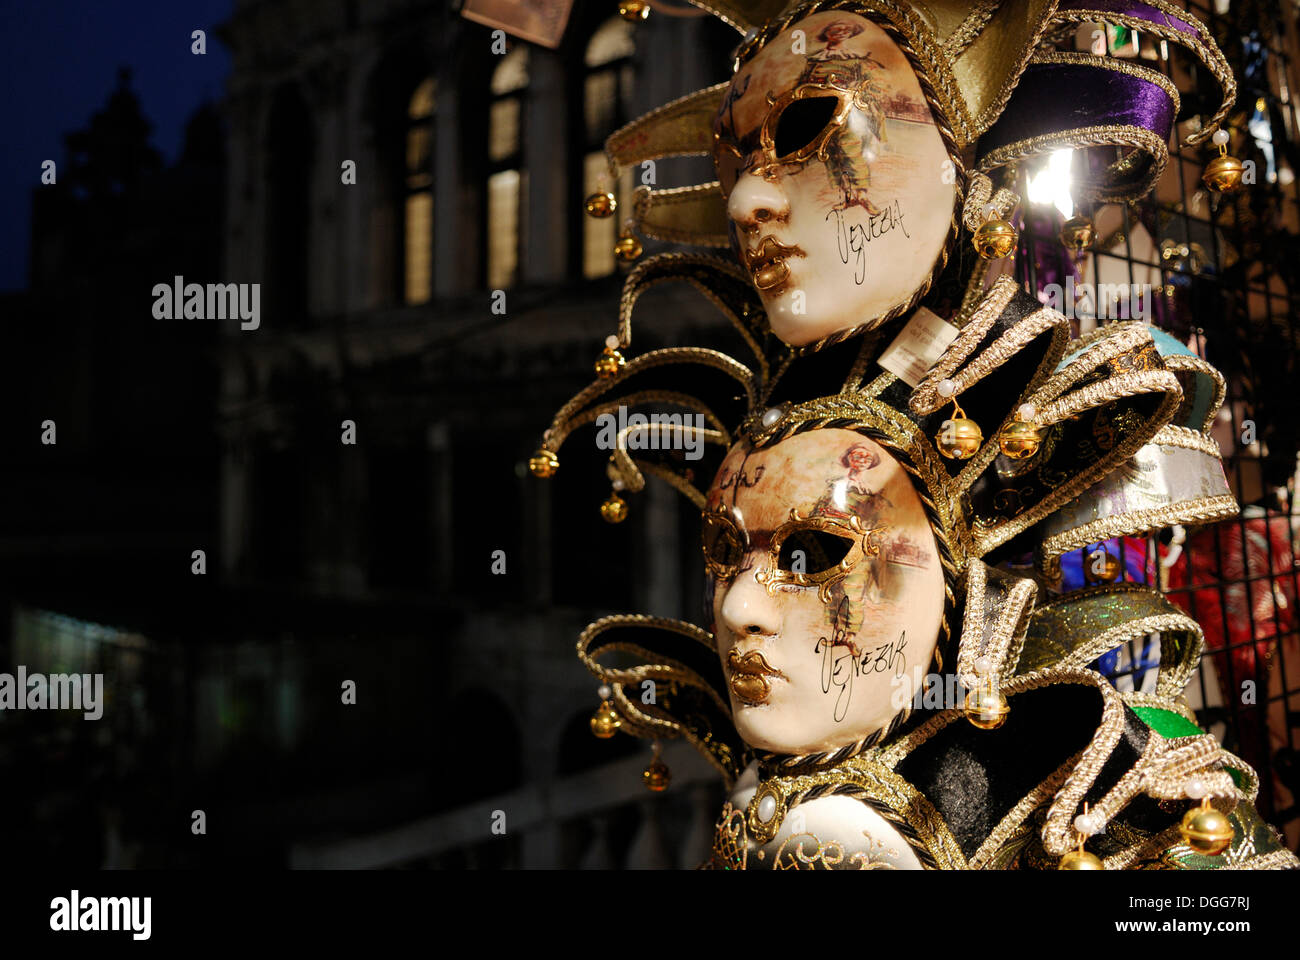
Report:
1017,1,1300,845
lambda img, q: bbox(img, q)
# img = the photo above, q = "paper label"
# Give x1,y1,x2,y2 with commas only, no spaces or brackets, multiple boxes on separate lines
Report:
877,307,959,388
461,0,574,48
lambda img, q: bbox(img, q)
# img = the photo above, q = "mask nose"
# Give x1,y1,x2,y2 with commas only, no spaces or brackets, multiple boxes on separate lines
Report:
727,172,790,235
719,563,782,639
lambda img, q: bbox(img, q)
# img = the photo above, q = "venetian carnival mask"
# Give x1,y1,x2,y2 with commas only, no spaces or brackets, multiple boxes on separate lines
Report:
704,427,943,755
714,11,957,347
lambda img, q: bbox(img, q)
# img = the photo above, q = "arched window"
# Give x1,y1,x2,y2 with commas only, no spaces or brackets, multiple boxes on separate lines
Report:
487,47,529,290
404,77,436,304
583,17,636,279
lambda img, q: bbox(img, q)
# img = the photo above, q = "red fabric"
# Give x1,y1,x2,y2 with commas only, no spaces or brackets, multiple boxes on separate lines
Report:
1166,517,1297,766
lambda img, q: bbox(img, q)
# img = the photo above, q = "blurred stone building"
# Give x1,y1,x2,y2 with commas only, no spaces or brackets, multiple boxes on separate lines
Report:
209,0,743,867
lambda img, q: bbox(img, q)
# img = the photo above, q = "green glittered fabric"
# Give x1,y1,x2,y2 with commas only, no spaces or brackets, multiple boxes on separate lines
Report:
1015,583,1203,696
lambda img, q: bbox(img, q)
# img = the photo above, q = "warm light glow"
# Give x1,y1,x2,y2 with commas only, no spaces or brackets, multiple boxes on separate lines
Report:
1027,148,1075,220
488,169,522,289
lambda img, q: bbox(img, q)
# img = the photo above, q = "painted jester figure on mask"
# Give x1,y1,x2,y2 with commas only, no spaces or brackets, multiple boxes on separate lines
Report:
530,0,1297,870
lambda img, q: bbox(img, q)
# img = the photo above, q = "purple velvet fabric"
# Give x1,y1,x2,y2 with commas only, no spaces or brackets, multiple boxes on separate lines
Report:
977,63,1176,163
1056,0,1195,34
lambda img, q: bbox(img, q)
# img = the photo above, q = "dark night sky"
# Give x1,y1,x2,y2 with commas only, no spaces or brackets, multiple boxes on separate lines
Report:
0,0,234,292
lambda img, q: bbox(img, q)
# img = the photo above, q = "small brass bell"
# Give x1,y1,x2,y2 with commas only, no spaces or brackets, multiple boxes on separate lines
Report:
973,217,1017,260
1060,215,1095,253
1180,798,1233,855
528,449,559,478
1202,128,1244,194
600,492,628,524
594,343,626,379
1059,848,1104,870
1083,549,1122,584
614,231,642,263
585,191,617,218
643,756,671,792
999,406,1045,460
937,398,982,460
964,682,1008,730
618,0,650,21
590,699,621,739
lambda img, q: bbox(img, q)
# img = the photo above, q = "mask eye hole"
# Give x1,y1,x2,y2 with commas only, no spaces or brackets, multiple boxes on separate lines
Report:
772,95,840,160
777,528,854,575
702,514,744,577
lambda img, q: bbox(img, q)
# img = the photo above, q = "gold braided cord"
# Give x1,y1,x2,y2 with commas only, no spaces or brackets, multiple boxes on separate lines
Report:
1039,494,1240,566
1150,423,1223,457
636,457,721,508
1048,0,1236,145
542,389,730,454
1031,50,1182,116
955,559,1039,693
1162,354,1227,431
1121,689,1198,725
577,615,745,782
541,346,757,449
909,276,1030,412
940,0,1001,58
979,125,1170,202
610,422,729,496
616,253,773,381
969,751,1081,868
961,172,1019,232
1019,584,1206,697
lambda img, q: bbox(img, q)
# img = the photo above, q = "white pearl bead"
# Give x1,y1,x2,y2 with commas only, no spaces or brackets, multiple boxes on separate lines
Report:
597,684,612,700
605,334,620,349
938,379,955,398
761,407,782,428
611,478,625,491
982,203,997,218
1074,813,1099,836
1186,777,1208,799
1018,403,1036,421
974,656,992,675
1212,128,1229,146
757,794,777,822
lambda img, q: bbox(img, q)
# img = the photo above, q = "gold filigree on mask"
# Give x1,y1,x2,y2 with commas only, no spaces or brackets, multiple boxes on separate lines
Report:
754,508,884,602
714,80,864,195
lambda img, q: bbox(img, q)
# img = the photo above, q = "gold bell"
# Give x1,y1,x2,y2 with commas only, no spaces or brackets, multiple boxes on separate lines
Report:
1059,847,1104,870
973,216,1017,260
585,191,617,218
600,492,628,524
614,231,643,263
1179,798,1233,855
590,699,621,739
618,0,650,21
1202,129,1244,193
937,398,983,460
964,680,1008,730
998,405,1045,460
643,748,671,792
528,449,559,478
1059,215,1095,253
594,344,626,379
1059,803,1104,869
1083,549,1122,584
